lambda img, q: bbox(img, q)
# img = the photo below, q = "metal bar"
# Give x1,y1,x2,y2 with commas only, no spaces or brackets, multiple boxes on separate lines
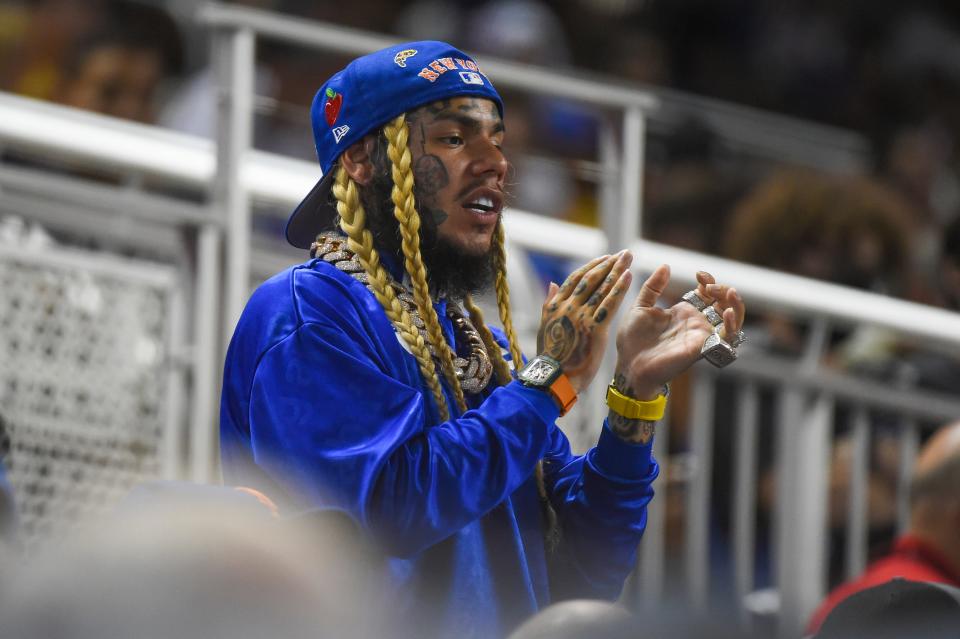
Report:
773,385,805,639
189,223,222,482
639,406,671,608
195,3,871,172
732,381,759,625
845,407,871,580
214,26,256,343
618,106,645,243
896,420,919,534
0,192,186,259
161,282,187,480
196,4,658,112
793,393,834,633
716,356,960,422
685,370,716,609
0,164,210,225
0,231,178,287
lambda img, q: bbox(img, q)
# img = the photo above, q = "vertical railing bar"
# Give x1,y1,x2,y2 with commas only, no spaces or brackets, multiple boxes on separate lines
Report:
845,406,870,580
161,280,187,480
773,385,803,638
685,369,716,609
619,105,645,243
896,419,919,534
189,223,221,482
216,26,256,343
732,380,759,625
638,404,671,609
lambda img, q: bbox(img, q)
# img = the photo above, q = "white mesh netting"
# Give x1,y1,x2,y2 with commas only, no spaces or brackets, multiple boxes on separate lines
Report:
0,246,174,552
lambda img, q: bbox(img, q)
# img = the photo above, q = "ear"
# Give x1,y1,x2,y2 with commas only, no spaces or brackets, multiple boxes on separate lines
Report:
339,135,380,186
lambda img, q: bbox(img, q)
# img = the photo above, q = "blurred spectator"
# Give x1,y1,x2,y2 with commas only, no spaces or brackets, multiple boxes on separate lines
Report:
0,0,106,100
815,579,960,639
807,420,960,634
646,116,746,253
0,486,384,639
53,1,184,124
507,600,633,639
726,169,914,295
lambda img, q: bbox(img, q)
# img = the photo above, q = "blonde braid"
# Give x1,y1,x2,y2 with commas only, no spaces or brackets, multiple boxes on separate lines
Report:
333,166,451,421
492,222,524,369
384,115,468,415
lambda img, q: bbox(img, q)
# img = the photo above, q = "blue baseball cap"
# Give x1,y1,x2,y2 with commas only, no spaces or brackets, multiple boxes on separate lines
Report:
285,41,504,249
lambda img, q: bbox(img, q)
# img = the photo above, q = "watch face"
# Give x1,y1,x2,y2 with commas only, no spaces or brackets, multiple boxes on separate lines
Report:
521,357,559,386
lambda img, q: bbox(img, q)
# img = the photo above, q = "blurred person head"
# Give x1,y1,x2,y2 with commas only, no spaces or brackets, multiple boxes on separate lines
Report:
816,579,960,639
0,486,381,639
55,0,184,123
725,169,914,293
507,600,633,639
907,420,960,576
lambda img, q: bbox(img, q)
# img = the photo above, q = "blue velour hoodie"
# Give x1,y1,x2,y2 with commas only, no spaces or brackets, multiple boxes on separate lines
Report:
219,252,659,638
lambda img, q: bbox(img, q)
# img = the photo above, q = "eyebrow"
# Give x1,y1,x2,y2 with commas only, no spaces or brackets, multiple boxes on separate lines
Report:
429,111,505,135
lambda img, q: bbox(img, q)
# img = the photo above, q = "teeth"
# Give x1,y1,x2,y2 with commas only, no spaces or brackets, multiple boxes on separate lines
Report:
466,196,495,212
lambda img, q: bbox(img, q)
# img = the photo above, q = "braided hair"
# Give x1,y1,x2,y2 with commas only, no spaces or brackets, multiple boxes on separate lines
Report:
330,113,554,526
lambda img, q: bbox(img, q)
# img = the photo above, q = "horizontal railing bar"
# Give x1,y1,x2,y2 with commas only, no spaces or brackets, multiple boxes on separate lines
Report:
1,91,957,350
0,193,186,259
0,165,211,226
0,235,178,288
197,3,657,112
196,3,867,169
721,354,960,421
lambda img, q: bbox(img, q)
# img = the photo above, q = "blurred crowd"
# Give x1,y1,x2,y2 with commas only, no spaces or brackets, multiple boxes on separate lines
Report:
2,1,960,637
2,0,960,301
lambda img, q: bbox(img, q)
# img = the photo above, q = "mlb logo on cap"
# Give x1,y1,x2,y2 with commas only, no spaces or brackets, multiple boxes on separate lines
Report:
459,71,483,85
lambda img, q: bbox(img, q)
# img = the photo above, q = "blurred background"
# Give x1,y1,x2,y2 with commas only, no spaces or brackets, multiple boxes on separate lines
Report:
1,1,960,638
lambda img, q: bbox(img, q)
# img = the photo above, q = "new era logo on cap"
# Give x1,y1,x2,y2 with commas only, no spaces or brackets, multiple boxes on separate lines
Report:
459,71,483,85
332,125,350,143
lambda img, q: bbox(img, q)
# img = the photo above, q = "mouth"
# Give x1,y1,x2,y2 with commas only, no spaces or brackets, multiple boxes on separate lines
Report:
461,187,504,220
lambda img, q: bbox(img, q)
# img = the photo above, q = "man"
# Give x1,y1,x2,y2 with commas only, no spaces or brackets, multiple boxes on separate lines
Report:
807,421,960,634
220,41,746,637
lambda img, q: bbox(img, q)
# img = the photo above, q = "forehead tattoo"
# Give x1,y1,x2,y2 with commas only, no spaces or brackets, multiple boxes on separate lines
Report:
407,98,504,134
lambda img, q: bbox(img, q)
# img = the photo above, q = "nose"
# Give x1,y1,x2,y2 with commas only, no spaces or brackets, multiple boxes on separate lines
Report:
470,138,508,186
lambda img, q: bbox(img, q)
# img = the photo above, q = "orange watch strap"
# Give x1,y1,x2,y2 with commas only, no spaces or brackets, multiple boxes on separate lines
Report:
549,372,578,416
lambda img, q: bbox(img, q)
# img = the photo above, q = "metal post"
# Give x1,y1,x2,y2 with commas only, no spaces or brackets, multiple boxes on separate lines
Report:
845,407,870,579
189,223,222,481
161,283,187,480
732,381,759,625
619,105,645,243
214,26,256,341
685,370,716,609
896,420,919,534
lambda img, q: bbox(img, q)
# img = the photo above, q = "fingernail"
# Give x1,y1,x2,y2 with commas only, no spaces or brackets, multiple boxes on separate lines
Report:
697,271,709,278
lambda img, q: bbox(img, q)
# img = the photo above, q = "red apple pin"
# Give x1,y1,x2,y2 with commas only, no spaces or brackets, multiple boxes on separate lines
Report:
324,88,343,126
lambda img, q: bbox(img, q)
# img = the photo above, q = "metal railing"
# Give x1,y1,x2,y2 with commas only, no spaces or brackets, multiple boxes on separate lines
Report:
1,4,958,635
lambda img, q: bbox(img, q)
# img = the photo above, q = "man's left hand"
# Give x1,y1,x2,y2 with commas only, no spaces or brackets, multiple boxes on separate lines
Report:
612,265,746,401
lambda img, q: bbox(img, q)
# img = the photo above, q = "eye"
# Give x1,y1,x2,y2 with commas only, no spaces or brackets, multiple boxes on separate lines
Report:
440,135,464,146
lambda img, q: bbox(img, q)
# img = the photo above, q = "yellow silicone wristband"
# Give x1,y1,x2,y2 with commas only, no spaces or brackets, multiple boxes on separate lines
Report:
605,384,667,421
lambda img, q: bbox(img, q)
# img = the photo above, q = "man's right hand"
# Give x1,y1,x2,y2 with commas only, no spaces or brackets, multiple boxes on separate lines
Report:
535,251,634,394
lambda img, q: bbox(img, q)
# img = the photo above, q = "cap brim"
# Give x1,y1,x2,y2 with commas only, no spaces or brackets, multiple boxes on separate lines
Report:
285,169,338,249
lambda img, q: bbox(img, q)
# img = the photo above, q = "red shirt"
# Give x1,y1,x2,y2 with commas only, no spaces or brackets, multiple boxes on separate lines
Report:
807,534,960,634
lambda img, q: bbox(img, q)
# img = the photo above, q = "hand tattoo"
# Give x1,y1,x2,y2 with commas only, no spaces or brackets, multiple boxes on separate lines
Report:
539,316,575,360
